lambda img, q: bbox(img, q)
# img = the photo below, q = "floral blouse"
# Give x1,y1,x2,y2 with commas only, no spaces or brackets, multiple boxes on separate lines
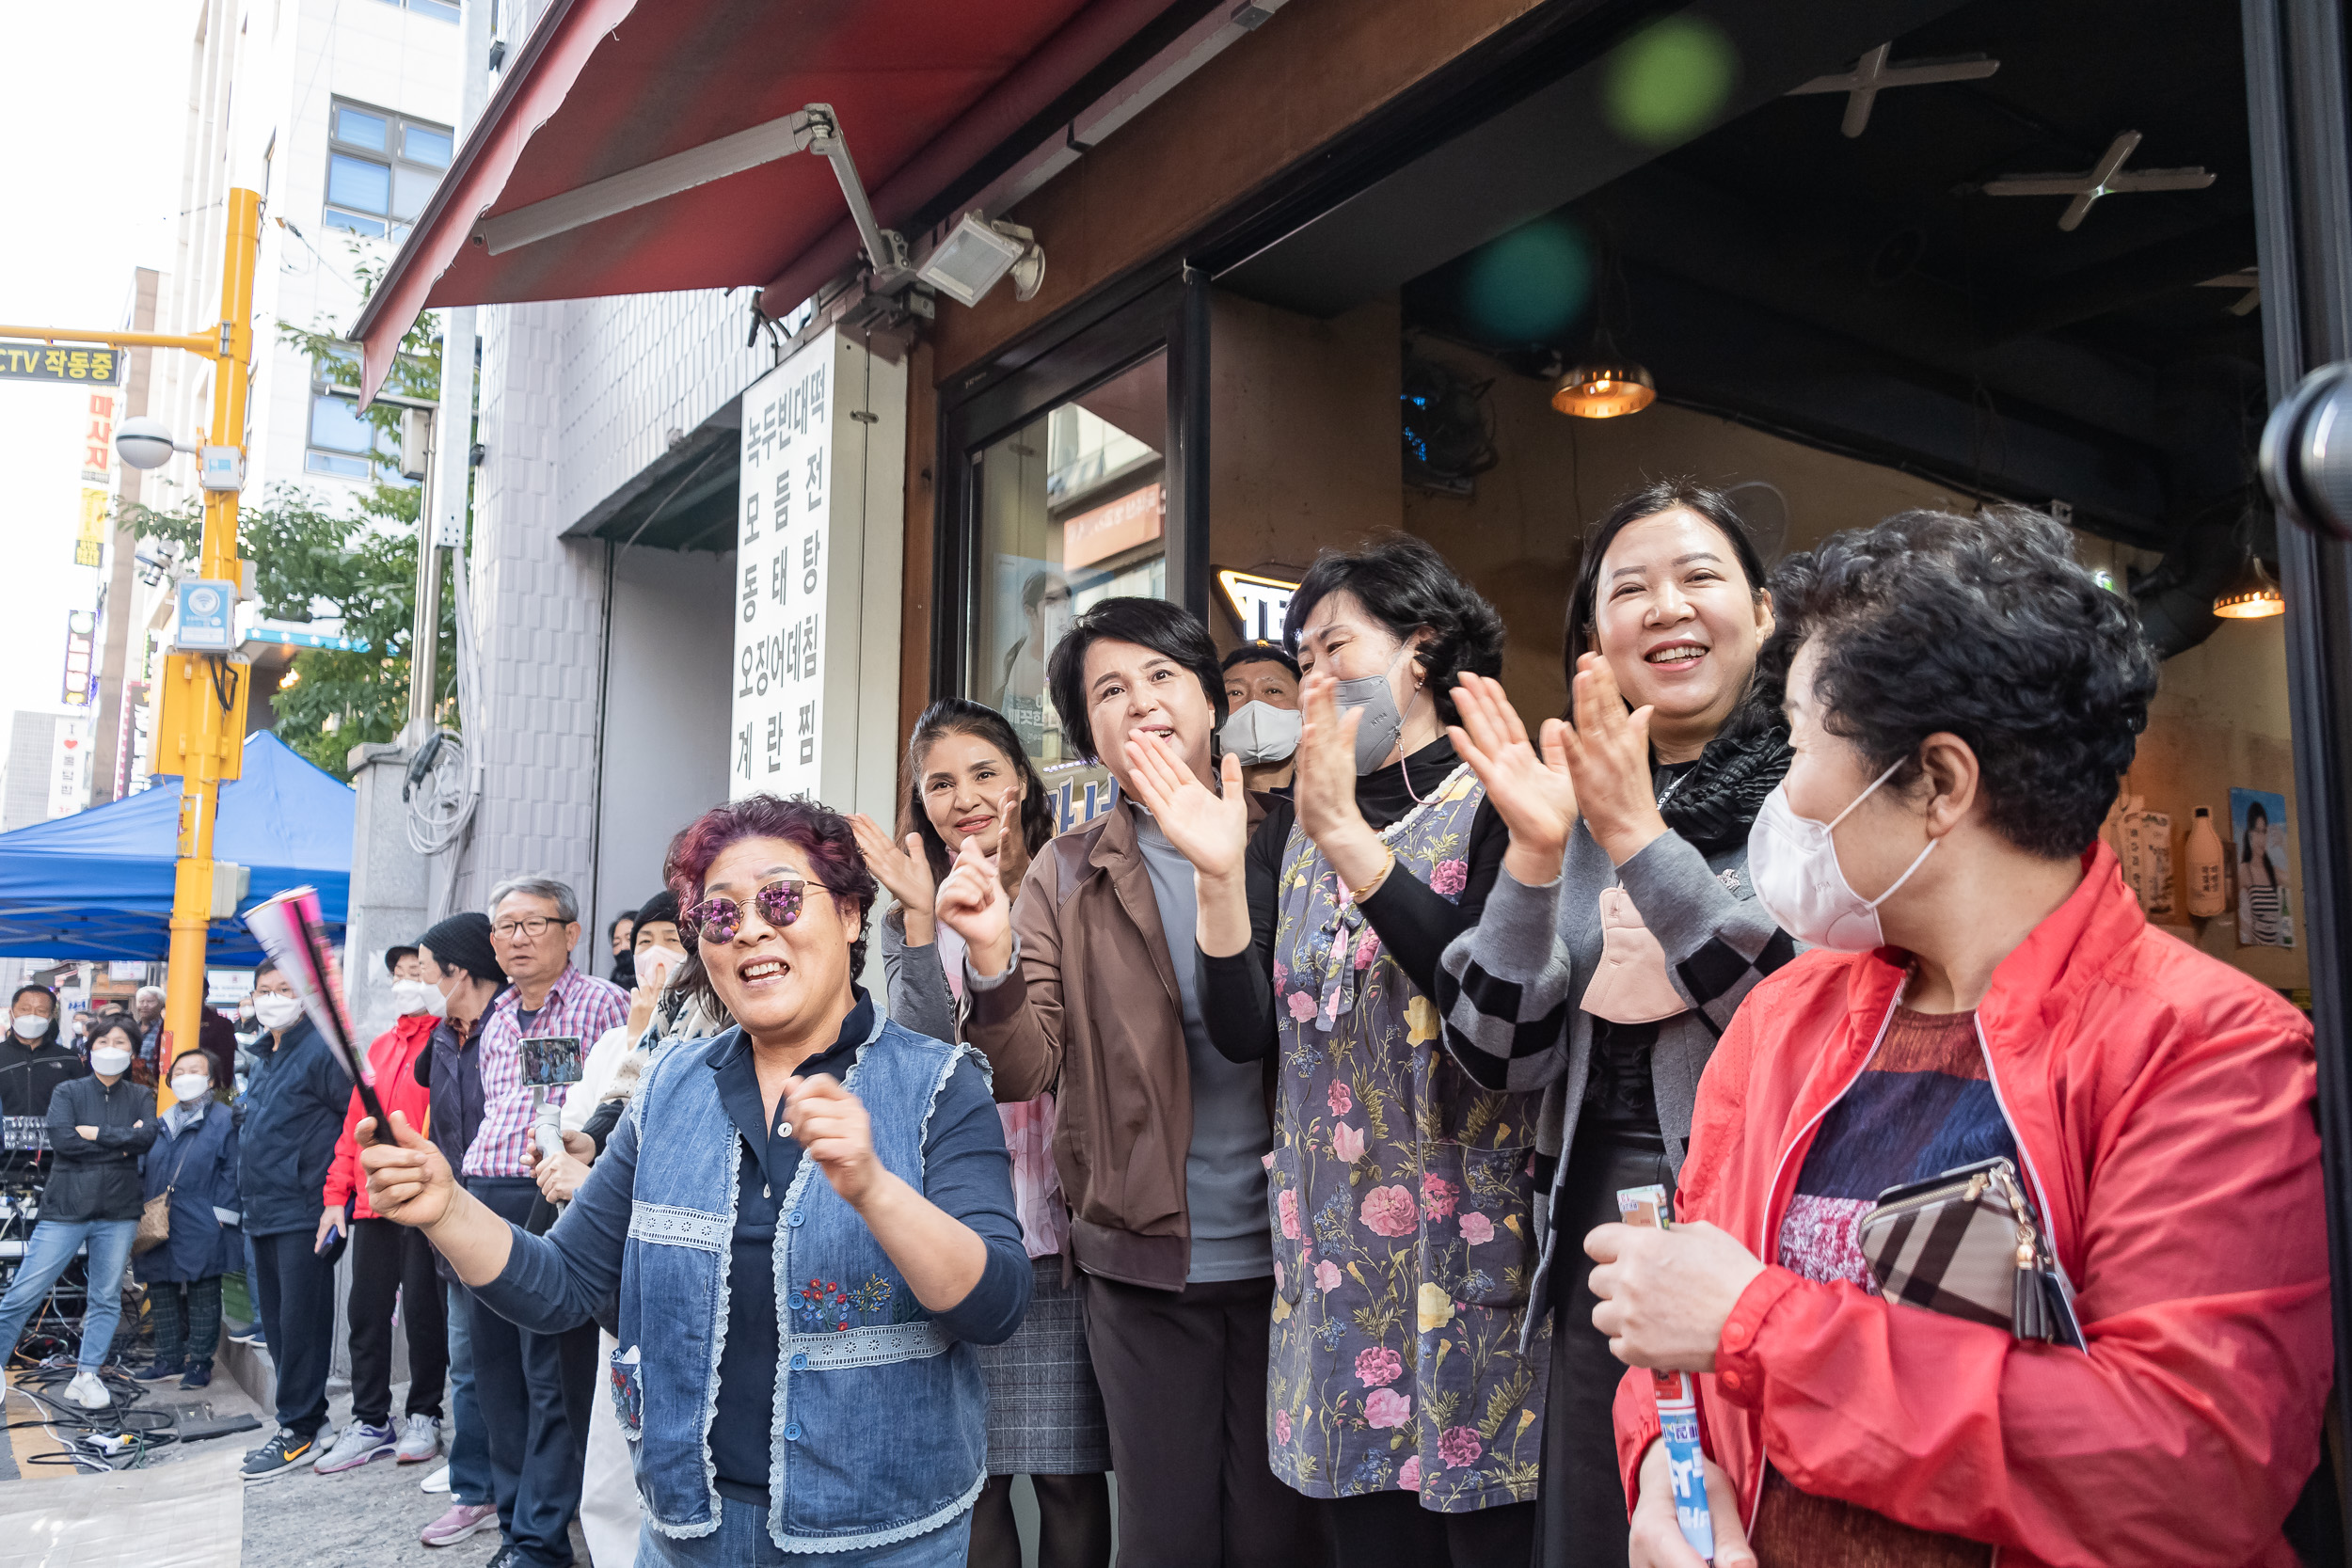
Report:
1263,764,1549,1512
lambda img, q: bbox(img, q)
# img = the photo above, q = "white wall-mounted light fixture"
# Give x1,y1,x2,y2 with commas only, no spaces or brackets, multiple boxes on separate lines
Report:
915,214,1045,308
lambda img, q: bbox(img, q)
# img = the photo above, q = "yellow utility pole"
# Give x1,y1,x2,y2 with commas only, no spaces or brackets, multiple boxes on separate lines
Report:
0,186,263,1093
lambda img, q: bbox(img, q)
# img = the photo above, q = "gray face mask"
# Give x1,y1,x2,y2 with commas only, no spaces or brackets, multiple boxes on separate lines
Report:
1330,643,1421,775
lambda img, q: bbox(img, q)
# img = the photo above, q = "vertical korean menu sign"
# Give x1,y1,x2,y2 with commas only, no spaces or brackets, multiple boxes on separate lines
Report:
733,331,834,801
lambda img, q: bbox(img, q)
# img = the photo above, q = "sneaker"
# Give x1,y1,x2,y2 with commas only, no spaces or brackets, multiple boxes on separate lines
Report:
135,1358,184,1382
242,1429,320,1480
225,1322,263,1346
419,1463,452,1494
395,1413,441,1464
180,1363,213,1390
484,1545,534,1568
312,1420,396,1473
64,1370,110,1410
419,1502,498,1547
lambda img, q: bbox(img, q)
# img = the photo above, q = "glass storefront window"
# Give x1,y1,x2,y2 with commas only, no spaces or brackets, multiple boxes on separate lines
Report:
967,353,1168,823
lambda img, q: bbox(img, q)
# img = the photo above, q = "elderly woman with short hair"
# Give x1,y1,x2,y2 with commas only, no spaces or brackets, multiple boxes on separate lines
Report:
363,795,1030,1566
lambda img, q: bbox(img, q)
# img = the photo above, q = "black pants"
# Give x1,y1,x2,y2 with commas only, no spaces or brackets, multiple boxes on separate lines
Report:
969,1473,1112,1568
1322,1488,1539,1568
250,1228,336,1439
148,1275,222,1370
468,1178,596,1568
1082,1273,1314,1568
1537,1130,1674,1568
348,1216,450,1427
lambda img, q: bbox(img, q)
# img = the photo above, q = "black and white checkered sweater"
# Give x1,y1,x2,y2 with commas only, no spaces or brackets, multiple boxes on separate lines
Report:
1434,823,1795,1346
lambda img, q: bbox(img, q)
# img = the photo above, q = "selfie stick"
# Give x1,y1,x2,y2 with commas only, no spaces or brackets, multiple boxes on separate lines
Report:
1618,1183,1716,1565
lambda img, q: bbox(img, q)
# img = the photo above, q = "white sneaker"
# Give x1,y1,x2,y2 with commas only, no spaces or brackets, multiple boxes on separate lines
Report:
64,1370,109,1410
420,1464,452,1495
311,1420,395,1473
396,1413,442,1464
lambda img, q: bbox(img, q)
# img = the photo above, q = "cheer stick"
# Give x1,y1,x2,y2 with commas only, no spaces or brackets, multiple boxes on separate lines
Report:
242,885,396,1145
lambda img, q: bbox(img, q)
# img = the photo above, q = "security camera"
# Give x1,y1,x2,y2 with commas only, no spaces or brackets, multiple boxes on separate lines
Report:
117,416,188,471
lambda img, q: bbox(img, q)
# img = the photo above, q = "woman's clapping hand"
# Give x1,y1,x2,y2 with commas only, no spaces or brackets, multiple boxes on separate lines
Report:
1447,672,1579,883
851,815,937,923
1123,731,1248,881
1563,653,1673,866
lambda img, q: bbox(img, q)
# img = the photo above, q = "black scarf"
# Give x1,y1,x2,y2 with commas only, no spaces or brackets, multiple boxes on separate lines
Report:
1656,722,1792,858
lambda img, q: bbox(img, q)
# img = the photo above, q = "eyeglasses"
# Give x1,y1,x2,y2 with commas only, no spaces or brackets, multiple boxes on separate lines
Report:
491,915,564,941
680,877,831,945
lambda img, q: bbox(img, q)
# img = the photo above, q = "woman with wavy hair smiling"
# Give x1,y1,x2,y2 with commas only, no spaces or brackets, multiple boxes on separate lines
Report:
360,794,1031,1567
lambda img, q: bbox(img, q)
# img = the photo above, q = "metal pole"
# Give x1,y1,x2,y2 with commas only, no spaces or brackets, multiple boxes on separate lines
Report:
406,410,441,737
163,187,262,1068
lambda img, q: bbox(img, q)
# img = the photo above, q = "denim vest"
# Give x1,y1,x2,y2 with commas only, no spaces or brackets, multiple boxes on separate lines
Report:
614,1015,989,1552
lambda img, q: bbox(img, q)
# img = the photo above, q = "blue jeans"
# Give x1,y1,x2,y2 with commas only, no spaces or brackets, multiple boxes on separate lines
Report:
446,1281,493,1507
636,1507,973,1567
0,1218,138,1373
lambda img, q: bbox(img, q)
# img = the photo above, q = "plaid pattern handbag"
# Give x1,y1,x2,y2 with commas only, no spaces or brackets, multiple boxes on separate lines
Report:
1857,1156,2086,1349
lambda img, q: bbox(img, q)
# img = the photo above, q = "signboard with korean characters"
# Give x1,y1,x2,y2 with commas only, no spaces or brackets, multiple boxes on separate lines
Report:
730,326,907,835
0,341,123,386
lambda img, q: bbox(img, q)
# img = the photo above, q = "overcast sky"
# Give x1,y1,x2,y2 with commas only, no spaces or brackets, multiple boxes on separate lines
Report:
0,5,193,776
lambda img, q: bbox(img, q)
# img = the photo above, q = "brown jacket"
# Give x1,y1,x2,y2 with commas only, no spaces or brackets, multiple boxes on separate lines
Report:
964,796,1268,1292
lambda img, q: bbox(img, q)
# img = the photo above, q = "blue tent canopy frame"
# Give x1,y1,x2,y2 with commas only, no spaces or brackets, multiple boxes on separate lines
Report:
0,731,354,963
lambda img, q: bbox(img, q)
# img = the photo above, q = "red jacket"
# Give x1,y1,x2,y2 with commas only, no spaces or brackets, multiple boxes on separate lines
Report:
1615,846,2330,1568
323,1012,437,1221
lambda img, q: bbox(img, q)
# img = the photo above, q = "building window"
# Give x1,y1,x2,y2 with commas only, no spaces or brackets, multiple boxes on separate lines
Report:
325,100,453,239
306,391,397,482
377,0,461,21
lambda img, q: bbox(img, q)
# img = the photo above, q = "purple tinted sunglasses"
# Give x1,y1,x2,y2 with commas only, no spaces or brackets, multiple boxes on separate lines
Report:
680,876,833,945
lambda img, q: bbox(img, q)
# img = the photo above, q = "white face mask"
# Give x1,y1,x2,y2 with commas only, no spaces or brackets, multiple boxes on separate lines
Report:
89,1046,134,1077
171,1075,211,1104
1746,759,1939,953
1218,701,1303,767
636,945,688,991
390,977,445,1017
253,992,305,1031
11,1014,49,1041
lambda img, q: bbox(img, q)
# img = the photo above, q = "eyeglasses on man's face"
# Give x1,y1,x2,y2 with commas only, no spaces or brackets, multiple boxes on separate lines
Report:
492,914,567,942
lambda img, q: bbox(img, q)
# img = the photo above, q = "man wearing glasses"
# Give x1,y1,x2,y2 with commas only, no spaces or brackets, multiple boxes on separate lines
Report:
464,877,627,1568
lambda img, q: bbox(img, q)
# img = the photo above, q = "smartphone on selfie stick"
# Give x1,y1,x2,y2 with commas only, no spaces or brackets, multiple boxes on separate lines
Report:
520,1037,584,1180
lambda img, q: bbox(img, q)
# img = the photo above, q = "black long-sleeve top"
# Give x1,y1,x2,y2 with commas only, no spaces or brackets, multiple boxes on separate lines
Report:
1200,736,1507,1063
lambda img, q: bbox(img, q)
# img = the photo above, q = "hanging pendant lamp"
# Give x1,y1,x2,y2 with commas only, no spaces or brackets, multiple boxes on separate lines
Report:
1550,326,1656,419
2213,552,2285,619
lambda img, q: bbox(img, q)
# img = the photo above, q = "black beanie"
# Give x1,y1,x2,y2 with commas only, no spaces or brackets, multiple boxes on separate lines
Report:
419,911,506,988
634,889,681,931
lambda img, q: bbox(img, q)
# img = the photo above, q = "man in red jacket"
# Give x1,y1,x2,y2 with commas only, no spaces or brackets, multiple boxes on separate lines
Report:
311,945,450,1474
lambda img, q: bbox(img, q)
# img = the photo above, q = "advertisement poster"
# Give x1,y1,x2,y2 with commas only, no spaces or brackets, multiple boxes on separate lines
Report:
730,335,833,802
2230,786,2295,948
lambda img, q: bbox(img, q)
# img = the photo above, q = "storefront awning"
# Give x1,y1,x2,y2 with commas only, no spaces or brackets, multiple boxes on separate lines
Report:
351,0,1177,404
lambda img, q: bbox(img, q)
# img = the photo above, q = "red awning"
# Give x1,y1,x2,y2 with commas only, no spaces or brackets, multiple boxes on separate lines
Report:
352,0,1175,404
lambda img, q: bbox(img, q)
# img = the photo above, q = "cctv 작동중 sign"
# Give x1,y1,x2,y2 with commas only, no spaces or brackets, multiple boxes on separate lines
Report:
0,342,123,386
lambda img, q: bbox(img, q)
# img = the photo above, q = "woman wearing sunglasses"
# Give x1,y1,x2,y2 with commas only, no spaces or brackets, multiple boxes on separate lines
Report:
359,795,1032,1567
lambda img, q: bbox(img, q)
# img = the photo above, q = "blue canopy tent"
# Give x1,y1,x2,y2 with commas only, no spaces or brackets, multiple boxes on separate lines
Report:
0,732,354,963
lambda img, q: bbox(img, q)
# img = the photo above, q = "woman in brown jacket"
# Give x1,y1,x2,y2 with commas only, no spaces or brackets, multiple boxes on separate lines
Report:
937,597,1310,1568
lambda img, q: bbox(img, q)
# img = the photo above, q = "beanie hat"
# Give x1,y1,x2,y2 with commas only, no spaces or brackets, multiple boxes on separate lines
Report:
634,890,681,931
418,911,506,988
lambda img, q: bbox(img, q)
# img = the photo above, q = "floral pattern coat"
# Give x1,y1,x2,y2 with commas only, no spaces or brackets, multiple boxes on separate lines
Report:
1263,765,1549,1512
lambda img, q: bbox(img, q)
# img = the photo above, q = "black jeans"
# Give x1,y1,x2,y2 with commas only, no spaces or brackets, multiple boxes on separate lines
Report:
468,1178,596,1568
1082,1273,1316,1568
1537,1128,1674,1568
250,1228,337,1439
1321,1487,1539,1567
348,1216,450,1427
148,1275,222,1370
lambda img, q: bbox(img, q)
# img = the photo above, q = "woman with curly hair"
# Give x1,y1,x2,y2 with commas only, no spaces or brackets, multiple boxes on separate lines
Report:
1587,507,2330,1568
360,795,1032,1566
1125,533,1547,1564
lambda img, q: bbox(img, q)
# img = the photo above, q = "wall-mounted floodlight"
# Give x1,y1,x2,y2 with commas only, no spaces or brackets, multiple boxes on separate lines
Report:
117,416,192,471
915,214,1046,308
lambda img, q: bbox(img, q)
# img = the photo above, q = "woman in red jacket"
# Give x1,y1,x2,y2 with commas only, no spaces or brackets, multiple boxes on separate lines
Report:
311,945,450,1475
1589,507,2331,1568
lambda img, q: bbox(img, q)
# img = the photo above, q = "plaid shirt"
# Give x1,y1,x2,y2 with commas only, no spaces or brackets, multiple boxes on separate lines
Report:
462,963,628,1179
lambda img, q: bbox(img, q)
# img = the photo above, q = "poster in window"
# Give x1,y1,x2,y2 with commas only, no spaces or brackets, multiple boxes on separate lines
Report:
2230,786,2294,948
732,335,831,802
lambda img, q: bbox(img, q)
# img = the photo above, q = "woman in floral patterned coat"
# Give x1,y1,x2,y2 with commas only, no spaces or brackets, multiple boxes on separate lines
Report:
1126,535,1546,1566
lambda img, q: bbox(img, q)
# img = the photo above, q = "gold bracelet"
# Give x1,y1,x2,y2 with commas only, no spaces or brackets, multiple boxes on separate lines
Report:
1347,848,1396,904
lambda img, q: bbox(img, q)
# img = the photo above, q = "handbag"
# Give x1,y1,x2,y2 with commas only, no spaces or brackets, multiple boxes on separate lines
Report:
1856,1155,2086,1349
134,1132,199,1258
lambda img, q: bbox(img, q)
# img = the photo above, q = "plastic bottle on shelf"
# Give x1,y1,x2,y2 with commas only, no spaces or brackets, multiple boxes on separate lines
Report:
2185,806,2228,918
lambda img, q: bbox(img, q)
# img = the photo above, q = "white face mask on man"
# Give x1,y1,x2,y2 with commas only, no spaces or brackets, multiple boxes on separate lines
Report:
252,992,305,1031
10,1013,48,1041
390,977,446,1017
1745,758,1938,953
1218,702,1303,766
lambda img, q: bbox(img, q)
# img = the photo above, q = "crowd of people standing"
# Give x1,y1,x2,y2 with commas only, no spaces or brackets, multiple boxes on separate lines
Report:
0,482,2331,1568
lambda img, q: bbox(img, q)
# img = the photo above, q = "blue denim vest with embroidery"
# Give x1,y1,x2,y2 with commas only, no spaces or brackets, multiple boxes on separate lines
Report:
613,1015,989,1551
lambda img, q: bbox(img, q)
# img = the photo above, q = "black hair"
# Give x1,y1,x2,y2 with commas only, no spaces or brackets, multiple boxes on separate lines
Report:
898,699,1055,884
634,890,681,932
1761,505,2156,860
1045,597,1226,764
1282,533,1503,727
1567,475,1771,677
8,984,58,1051
1221,641,1302,683
608,912,634,939
167,1048,213,1080
2240,800,2271,865
85,1015,140,1059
